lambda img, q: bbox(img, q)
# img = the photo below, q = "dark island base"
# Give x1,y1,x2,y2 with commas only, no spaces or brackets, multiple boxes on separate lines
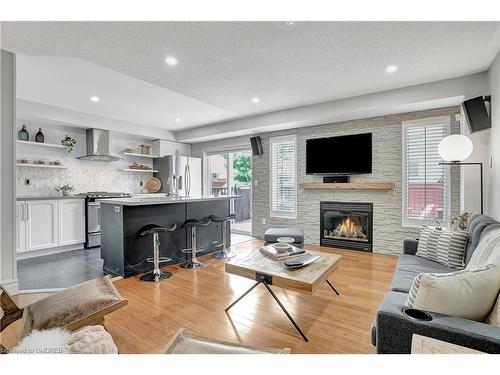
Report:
101,200,231,277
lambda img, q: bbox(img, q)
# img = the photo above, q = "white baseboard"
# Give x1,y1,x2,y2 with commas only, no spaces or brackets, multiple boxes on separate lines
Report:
17,243,84,260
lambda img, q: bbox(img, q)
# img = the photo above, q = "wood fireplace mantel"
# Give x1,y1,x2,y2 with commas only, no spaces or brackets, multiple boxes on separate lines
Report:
299,182,395,190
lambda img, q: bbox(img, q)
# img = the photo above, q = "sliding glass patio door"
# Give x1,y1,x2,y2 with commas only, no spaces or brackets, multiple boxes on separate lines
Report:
205,148,252,235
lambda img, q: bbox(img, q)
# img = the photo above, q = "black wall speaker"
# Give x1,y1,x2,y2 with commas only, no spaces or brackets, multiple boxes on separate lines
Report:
463,96,491,133
250,136,263,156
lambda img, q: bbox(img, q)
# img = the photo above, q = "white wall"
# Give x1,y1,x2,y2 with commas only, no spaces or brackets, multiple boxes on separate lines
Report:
0,49,18,292
460,109,491,215
487,50,500,219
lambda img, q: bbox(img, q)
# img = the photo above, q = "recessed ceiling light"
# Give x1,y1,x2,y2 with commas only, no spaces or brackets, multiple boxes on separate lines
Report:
251,97,260,104
90,96,100,102
165,56,178,66
385,65,399,74
175,118,181,122
284,21,296,26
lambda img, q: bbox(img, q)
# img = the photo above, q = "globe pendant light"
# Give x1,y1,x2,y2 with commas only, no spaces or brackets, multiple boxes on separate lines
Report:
438,134,473,162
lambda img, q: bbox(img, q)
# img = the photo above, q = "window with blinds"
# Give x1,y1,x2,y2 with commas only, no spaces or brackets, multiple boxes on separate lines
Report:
270,135,297,218
402,116,450,226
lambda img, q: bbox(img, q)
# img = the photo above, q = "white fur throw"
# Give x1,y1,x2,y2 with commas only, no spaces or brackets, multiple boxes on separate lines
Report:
10,327,70,354
466,228,500,270
9,325,118,354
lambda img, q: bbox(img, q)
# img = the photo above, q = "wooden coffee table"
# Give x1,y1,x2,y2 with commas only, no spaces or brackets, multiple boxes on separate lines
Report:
225,248,342,341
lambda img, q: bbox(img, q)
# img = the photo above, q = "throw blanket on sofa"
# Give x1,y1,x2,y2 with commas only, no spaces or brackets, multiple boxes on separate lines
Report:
467,228,500,270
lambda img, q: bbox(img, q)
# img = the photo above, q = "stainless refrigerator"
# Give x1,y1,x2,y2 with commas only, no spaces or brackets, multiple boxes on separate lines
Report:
153,155,202,197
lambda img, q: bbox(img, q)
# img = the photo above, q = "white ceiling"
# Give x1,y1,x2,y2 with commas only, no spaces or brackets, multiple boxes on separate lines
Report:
2,21,500,135
15,54,235,130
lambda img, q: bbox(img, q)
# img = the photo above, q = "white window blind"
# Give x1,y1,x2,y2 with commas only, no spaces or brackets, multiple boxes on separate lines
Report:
402,116,450,226
270,135,297,218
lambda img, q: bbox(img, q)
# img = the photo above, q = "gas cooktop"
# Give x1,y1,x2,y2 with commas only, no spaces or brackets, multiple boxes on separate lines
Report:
79,192,132,199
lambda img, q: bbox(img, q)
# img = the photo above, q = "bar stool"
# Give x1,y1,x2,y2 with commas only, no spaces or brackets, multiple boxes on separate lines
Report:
180,217,211,269
139,223,176,282
210,214,236,259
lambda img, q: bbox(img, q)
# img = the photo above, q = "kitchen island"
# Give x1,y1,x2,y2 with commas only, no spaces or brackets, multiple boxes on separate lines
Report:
100,195,241,277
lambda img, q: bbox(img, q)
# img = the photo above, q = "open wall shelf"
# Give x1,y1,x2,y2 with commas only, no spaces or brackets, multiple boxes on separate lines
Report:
123,152,158,159
17,140,66,150
17,163,67,169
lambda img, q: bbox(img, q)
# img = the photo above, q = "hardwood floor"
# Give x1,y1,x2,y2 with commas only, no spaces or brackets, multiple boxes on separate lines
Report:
107,239,397,353
2,239,397,353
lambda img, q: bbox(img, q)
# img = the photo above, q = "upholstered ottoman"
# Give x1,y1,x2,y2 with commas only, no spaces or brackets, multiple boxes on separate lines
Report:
264,228,304,248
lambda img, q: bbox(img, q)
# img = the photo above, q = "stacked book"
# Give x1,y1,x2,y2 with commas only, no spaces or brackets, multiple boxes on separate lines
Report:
259,244,305,259
259,244,319,268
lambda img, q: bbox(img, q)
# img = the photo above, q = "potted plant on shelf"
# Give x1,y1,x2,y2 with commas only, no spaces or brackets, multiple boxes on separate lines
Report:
55,184,75,196
61,135,77,154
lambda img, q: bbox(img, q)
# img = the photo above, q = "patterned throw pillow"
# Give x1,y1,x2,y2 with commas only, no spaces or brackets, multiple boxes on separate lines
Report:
406,265,500,321
416,226,468,269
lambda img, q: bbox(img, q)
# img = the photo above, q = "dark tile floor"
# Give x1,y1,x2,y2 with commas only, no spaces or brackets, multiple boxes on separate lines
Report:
17,247,109,290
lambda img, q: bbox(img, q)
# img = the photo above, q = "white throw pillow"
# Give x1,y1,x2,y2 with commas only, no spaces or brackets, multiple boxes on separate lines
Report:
406,264,500,322
416,226,467,270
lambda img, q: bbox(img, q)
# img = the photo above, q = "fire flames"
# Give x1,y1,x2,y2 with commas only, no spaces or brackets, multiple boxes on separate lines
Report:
338,217,359,238
324,216,368,241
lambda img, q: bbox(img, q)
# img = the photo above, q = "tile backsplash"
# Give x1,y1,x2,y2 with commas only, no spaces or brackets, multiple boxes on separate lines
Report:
16,123,156,196
17,164,146,196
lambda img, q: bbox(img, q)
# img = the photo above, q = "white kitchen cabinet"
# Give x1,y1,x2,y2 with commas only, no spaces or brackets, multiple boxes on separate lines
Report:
16,201,26,253
153,140,192,157
58,199,85,245
25,200,59,251
177,142,192,157
16,198,85,253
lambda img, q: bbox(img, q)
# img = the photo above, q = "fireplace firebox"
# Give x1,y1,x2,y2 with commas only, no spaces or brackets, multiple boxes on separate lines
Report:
320,201,373,252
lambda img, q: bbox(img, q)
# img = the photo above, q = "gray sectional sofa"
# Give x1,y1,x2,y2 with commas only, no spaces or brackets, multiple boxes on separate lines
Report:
371,214,500,353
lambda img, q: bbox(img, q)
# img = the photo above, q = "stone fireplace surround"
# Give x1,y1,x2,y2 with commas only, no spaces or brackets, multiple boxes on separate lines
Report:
251,106,461,255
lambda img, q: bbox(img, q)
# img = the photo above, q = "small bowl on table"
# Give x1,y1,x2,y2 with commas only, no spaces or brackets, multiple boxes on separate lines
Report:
272,242,291,253
276,237,295,245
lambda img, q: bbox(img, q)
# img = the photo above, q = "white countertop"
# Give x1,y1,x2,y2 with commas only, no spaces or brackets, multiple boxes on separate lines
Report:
99,195,242,206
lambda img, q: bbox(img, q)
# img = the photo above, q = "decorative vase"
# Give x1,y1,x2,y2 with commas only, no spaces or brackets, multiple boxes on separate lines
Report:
140,144,152,155
63,190,72,197
35,128,45,143
18,125,29,141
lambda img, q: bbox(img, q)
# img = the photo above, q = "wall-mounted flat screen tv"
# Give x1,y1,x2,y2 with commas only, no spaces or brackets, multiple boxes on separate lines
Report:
306,133,372,175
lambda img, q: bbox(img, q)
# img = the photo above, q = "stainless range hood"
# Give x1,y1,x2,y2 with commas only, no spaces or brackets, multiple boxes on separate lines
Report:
77,129,122,162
